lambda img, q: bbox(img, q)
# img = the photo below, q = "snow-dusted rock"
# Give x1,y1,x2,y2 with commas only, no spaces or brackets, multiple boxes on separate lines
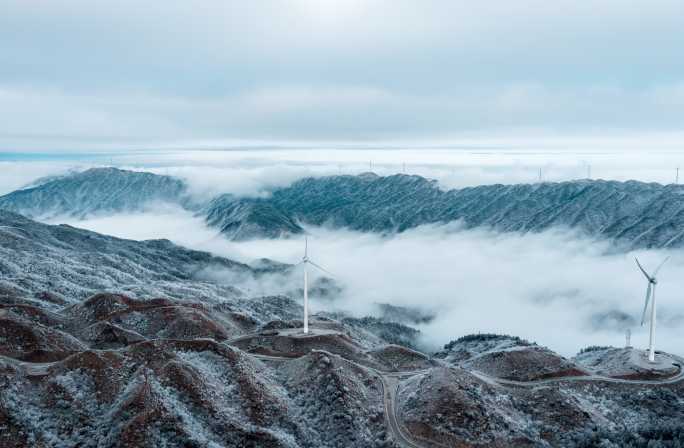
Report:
0,167,196,219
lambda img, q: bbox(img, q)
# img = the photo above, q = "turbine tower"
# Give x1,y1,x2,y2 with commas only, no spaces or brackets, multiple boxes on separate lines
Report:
635,256,669,362
300,236,333,334
625,328,631,348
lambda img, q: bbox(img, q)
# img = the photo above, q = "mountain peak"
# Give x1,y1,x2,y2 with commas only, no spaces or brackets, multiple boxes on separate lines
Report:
0,167,193,219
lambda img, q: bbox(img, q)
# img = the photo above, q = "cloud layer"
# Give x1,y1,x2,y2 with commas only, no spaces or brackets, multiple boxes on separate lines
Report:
49,205,684,358
1,0,683,149
5,147,684,199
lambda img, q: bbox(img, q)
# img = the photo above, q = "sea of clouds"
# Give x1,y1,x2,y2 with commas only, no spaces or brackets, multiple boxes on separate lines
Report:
48,209,684,357
4,148,684,357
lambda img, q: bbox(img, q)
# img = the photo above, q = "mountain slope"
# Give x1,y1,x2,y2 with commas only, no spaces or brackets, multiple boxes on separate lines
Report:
0,209,263,306
204,195,304,240
214,174,684,249
0,167,194,218
267,174,684,249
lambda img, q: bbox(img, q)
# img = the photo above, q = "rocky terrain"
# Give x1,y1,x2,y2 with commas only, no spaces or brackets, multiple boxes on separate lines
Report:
435,334,590,381
5,167,684,249
2,200,684,447
4,284,682,448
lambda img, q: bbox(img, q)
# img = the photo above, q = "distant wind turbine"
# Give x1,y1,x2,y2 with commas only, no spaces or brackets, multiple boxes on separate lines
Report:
299,236,333,334
625,328,631,348
635,256,669,362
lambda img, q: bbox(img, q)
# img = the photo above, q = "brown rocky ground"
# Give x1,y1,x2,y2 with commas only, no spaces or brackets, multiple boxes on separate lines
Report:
435,334,589,381
3,292,684,448
397,365,684,447
0,293,398,447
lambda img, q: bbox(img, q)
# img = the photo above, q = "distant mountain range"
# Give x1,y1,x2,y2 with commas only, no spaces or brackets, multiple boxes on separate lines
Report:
3,167,684,249
0,167,195,219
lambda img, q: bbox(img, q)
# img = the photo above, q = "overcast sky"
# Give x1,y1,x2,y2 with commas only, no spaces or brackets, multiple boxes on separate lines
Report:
1,0,683,151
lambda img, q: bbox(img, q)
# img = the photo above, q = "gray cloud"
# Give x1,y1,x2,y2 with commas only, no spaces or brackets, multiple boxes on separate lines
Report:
1,0,683,149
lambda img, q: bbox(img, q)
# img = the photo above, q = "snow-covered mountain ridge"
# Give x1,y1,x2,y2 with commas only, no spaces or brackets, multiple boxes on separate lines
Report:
257,174,684,249
0,167,196,219
4,167,684,248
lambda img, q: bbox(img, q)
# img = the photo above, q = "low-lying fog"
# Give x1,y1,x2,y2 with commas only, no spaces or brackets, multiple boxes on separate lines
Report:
6,149,684,357
4,146,684,196
50,207,684,358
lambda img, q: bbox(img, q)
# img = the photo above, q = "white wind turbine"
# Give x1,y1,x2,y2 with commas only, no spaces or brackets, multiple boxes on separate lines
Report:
635,256,669,362
299,236,333,334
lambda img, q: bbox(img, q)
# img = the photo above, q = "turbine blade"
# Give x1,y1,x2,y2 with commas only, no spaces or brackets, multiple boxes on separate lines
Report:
634,257,653,281
641,282,652,326
308,260,334,277
653,256,670,277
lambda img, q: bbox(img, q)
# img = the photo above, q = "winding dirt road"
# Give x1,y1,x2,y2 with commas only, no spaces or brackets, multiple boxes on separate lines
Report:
5,330,683,448
238,330,684,448
249,332,684,448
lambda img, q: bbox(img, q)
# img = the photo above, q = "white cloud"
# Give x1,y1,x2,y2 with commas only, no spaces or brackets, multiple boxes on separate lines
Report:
2,82,684,151
240,86,392,115
6,146,684,201
12,149,684,358
58,206,684,358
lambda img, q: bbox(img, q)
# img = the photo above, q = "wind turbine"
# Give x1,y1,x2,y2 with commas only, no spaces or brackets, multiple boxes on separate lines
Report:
625,328,631,348
635,256,669,362
300,236,333,334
